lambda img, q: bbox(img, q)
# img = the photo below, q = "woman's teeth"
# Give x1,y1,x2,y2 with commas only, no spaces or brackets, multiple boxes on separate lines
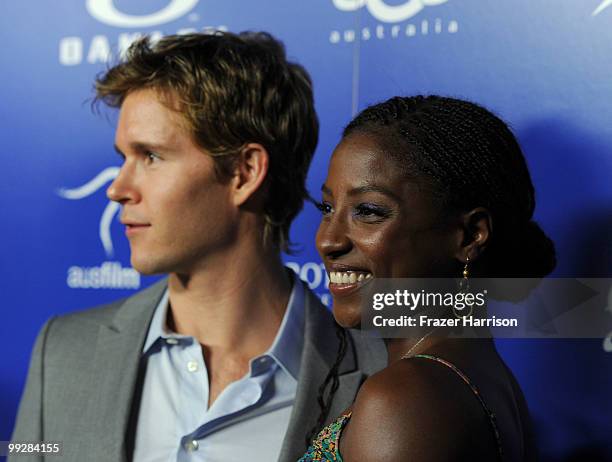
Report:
329,271,373,284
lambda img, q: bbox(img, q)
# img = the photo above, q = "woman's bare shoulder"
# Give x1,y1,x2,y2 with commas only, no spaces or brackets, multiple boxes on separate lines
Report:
339,358,495,461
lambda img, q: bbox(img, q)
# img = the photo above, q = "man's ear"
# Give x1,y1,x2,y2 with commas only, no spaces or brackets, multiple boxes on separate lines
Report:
230,143,269,207
455,207,492,262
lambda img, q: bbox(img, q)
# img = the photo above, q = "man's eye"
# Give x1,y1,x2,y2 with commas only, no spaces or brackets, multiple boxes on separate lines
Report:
145,151,161,162
315,201,333,215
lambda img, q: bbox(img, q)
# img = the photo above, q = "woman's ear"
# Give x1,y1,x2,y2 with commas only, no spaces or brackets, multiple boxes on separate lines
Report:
456,207,492,262
230,143,269,207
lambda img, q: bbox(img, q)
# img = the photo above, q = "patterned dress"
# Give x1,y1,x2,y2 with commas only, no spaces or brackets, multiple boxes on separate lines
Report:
297,354,504,461
297,411,351,461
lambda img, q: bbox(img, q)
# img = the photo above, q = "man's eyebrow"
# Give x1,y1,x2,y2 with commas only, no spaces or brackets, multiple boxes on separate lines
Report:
114,142,170,155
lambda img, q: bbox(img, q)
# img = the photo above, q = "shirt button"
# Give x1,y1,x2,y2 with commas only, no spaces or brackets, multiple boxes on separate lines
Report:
187,360,199,372
166,338,178,345
184,440,199,452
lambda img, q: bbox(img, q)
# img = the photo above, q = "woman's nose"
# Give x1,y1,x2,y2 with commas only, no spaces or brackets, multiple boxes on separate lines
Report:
316,215,353,260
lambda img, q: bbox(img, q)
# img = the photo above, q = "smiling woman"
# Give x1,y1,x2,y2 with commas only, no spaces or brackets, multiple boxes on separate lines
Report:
300,95,556,461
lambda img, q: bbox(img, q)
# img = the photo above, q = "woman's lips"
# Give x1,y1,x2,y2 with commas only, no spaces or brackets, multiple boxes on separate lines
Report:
328,270,373,297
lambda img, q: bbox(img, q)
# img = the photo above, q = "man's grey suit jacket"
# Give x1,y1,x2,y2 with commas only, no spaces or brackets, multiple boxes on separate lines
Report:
11,279,386,461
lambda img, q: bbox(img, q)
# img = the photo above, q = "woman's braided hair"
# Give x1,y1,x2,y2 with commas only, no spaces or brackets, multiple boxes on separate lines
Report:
305,322,348,448
343,95,556,278
304,95,556,448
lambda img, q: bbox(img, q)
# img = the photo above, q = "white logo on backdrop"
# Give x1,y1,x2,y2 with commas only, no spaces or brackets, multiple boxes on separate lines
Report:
286,261,331,306
332,0,449,23
593,0,612,16
57,167,120,258
57,167,139,289
329,0,457,45
86,0,199,28
59,1,225,66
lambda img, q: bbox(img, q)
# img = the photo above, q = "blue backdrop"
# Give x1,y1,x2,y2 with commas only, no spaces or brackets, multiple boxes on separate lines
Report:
1,1,611,459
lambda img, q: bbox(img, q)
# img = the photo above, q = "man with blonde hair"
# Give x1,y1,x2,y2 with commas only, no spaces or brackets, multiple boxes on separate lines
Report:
12,31,383,462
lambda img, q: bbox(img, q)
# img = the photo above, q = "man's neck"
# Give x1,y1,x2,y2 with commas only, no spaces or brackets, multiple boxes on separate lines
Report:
165,237,293,407
166,240,292,358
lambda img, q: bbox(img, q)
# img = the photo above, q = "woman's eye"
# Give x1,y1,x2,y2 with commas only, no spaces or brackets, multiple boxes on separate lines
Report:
354,203,391,219
315,201,333,215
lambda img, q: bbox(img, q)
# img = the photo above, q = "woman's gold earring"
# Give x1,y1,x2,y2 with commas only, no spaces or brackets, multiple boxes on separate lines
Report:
454,256,473,318
463,256,470,280
459,256,470,291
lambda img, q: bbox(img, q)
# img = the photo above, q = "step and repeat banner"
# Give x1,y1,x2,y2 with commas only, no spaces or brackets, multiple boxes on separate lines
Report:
1,1,611,459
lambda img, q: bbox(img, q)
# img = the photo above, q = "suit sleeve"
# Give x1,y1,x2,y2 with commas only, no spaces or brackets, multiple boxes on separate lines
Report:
9,317,56,462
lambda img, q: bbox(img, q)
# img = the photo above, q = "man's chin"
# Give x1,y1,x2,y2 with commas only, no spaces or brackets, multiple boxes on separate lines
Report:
130,256,168,276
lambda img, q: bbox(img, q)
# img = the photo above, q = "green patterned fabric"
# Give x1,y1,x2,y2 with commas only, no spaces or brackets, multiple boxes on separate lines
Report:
297,354,504,461
297,411,351,461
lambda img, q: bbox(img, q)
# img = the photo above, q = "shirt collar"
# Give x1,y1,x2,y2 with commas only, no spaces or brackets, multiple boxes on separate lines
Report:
262,270,305,381
142,289,186,353
142,269,306,381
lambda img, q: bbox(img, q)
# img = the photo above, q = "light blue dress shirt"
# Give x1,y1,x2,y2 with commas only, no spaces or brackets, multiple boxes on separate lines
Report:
132,272,306,462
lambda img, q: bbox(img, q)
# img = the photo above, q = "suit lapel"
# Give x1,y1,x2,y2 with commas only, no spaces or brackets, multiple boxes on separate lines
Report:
278,289,365,462
79,279,167,462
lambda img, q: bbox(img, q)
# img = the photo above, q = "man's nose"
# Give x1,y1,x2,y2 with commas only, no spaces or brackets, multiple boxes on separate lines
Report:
106,163,138,204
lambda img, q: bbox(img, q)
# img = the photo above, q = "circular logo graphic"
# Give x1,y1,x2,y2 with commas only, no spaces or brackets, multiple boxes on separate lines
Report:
86,0,199,28
332,0,449,23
